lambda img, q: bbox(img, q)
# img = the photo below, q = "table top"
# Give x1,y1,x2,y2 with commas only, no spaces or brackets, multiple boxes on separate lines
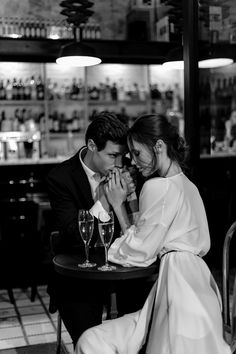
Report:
53,253,159,281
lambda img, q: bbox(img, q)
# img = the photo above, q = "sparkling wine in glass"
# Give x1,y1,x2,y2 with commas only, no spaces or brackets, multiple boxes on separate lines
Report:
97,211,116,271
78,209,96,268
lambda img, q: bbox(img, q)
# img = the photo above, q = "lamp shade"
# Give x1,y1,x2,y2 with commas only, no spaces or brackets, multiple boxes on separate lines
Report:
198,58,233,69
198,44,233,69
163,45,234,70
56,42,102,67
162,46,184,70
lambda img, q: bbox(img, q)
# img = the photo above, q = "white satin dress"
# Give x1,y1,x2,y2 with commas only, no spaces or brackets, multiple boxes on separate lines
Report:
75,172,231,354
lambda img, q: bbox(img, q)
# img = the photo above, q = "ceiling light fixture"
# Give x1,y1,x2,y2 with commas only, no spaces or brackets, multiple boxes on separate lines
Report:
56,0,101,67
56,41,101,67
163,46,233,70
198,58,233,69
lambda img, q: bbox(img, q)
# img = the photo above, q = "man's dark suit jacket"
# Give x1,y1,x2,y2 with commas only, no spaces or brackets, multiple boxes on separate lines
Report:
46,148,122,303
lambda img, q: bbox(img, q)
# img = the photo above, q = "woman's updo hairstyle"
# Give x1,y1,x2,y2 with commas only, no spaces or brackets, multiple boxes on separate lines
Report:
127,114,188,173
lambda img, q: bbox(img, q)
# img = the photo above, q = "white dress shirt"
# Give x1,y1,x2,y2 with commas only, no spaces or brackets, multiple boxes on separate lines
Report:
79,147,107,219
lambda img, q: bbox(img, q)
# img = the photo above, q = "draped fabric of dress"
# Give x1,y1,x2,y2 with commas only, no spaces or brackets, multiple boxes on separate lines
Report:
75,173,231,354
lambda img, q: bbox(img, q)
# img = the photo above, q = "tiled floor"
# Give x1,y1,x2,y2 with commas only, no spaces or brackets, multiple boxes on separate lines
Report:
0,269,235,353
0,286,73,353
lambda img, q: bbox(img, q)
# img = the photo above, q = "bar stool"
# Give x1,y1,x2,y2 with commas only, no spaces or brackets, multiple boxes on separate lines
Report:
222,220,236,353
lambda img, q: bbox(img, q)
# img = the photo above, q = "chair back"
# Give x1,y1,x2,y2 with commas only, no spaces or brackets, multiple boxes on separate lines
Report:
222,221,236,325
222,220,236,353
50,231,61,256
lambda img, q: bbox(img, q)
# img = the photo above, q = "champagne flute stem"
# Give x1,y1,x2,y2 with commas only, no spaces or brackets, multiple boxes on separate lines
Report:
104,246,109,266
85,243,90,263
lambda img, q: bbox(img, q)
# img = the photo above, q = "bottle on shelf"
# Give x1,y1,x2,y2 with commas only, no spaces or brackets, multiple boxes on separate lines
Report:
110,83,118,101
24,77,31,100
5,79,13,100
36,76,45,100
12,78,18,100
77,78,85,100
0,80,6,100
30,75,37,100
70,78,79,100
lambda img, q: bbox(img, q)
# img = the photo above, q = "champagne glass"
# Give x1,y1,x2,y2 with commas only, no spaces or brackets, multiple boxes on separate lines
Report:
77,210,96,268
97,211,116,271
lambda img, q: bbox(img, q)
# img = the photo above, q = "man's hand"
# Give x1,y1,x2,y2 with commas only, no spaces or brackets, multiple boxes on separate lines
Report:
97,181,110,212
104,168,128,209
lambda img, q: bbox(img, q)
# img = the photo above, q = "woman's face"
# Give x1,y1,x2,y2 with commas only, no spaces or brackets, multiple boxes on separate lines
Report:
128,139,154,177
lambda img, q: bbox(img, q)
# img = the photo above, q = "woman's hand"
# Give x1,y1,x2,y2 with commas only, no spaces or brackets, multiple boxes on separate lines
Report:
104,168,128,209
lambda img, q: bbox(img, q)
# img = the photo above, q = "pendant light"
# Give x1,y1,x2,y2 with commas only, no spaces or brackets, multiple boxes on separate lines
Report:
56,41,101,67
162,46,233,70
198,44,233,69
162,46,184,70
56,0,101,67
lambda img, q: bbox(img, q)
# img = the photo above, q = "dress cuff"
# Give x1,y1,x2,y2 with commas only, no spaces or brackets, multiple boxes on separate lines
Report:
89,200,109,219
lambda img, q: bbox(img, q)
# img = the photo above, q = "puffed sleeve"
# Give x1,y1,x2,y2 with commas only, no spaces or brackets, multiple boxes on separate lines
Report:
108,178,171,267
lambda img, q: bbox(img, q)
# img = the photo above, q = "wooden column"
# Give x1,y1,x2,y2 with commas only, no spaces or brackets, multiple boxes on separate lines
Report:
183,0,200,184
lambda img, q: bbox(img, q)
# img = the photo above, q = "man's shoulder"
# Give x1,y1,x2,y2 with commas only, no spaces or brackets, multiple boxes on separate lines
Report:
47,150,82,180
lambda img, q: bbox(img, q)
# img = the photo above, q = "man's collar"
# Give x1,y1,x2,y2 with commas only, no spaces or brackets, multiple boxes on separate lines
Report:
80,147,102,181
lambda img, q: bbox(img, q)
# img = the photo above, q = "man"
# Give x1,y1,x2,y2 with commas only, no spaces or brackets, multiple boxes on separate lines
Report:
47,111,149,346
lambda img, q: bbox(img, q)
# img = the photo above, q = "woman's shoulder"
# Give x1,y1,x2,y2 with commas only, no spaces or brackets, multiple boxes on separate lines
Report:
141,177,169,196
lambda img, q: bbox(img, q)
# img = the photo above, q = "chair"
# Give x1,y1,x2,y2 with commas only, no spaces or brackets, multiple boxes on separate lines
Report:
0,198,39,303
49,231,63,354
222,220,236,353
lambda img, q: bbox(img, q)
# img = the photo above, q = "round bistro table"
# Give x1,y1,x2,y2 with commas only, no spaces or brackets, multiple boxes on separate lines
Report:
53,253,159,281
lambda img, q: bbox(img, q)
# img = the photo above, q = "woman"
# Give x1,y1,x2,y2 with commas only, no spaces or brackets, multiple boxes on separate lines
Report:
75,114,230,354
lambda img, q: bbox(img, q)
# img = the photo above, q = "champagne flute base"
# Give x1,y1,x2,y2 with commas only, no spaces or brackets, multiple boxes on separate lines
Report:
78,261,96,268
97,264,116,271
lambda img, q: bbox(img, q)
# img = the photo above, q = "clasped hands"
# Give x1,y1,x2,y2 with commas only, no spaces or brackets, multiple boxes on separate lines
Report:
99,168,136,211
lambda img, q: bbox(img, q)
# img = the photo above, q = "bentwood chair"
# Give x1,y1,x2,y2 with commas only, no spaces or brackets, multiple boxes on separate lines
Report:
49,231,63,354
222,221,236,353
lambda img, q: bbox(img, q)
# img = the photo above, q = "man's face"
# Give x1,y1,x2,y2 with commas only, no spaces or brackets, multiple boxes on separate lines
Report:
92,140,127,176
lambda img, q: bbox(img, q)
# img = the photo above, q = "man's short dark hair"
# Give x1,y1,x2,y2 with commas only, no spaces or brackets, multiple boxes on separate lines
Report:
85,111,128,151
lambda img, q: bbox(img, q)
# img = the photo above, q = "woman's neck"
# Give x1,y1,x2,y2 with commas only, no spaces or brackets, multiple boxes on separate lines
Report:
159,160,182,178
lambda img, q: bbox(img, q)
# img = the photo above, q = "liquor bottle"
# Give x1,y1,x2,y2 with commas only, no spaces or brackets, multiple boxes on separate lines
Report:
95,24,101,39
71,110,81,132
12,109,20,131
5,79,13,100
1,111,12,131
36,76,44,100
150,83,162,100
30,18,36,38
35,20,41,38
24,78,31,100
25,18,31,38
46,78,54,100
17,79,25,100
70,78,79,100
19,18,25,38
132,83,140,100
0,80,6,100
52,111,59,132
117,80,125,101
12,78,18,100
30,76,37,100
110,83,118,101
89,85,100,100
40,21,46,38
104,77,111,101
77,78,85,100
139,84,147,101
98,83,106,101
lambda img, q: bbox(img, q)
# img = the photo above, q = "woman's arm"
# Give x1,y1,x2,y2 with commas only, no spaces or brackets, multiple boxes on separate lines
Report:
104,168,131,233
